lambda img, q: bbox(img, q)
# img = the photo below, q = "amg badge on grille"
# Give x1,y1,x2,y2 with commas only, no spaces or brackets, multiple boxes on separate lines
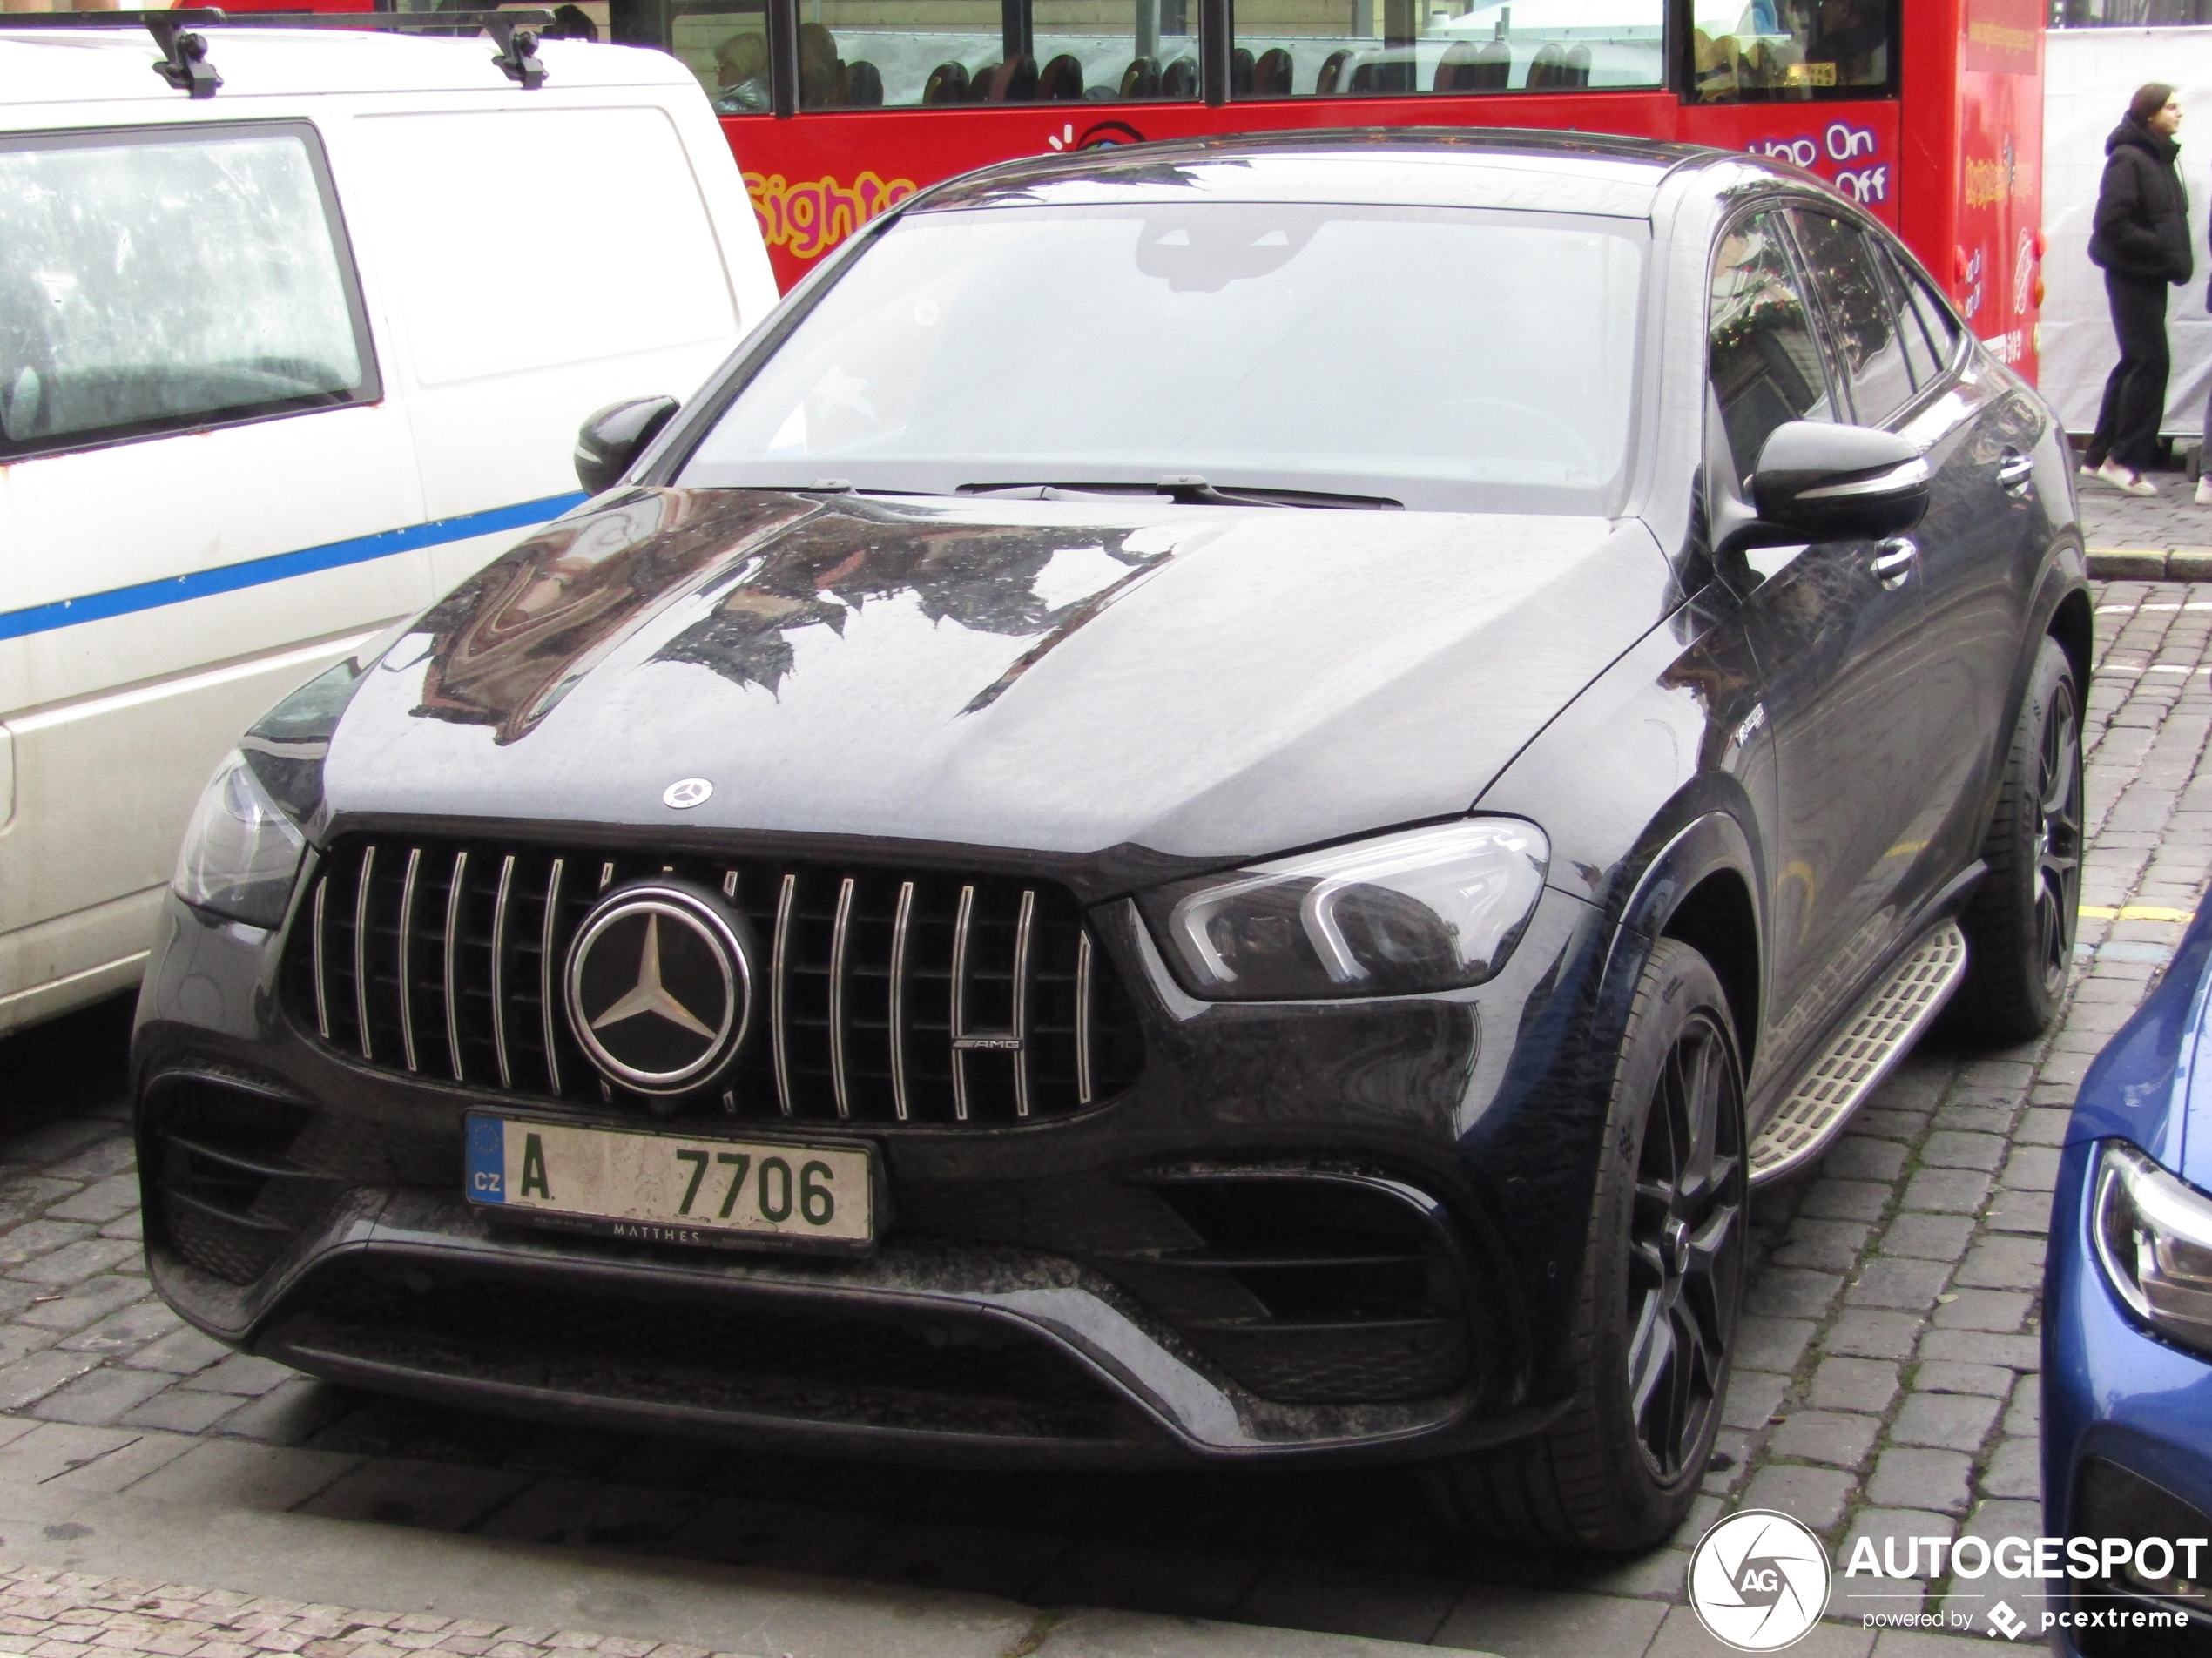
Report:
563,882,755,1095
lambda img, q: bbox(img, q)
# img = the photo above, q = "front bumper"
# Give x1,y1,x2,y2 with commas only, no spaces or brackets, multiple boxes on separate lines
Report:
134,872,1613,1469
2042,1139,2212,1654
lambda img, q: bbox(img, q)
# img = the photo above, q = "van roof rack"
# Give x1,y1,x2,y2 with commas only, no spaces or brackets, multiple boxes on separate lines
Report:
0,8,556,98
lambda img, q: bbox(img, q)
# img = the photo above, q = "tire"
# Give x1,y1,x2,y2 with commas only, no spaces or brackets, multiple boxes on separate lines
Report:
1441,939,1749,1552
1951,636,2083,1043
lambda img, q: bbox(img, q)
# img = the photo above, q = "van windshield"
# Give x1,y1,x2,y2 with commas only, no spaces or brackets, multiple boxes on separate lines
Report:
679,202,1647,514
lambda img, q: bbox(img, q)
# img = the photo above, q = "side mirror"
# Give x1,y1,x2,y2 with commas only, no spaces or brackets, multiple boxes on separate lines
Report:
574,395,679,495
1749,421,1930,540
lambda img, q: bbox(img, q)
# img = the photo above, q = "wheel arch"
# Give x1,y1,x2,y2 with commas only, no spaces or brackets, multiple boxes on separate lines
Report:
1599,809,1764,1080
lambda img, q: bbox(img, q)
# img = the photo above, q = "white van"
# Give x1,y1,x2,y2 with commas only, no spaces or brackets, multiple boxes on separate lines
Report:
0,18,777,1034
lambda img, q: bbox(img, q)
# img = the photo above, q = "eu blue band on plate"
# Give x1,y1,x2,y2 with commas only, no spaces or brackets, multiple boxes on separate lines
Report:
466,1115,508,1203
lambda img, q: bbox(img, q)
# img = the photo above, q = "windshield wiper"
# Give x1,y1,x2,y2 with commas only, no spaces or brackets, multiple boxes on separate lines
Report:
958,476,1400,510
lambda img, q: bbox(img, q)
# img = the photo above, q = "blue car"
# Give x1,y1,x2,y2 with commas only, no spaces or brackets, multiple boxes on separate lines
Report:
2047,901,2212,1653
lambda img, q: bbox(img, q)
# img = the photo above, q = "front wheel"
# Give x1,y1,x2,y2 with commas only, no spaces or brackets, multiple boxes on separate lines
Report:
1951,636,2083,1042
1441,939,1747,1551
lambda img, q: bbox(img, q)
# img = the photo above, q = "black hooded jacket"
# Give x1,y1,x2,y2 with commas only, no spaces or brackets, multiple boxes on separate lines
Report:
2091,116,2193,285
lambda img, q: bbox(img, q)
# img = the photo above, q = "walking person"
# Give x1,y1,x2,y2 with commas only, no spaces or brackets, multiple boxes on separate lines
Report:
2084,84,2191,496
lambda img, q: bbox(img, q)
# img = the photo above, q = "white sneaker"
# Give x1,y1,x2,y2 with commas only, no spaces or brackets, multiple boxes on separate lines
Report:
2098,459,2161,496
2195,474,2212,506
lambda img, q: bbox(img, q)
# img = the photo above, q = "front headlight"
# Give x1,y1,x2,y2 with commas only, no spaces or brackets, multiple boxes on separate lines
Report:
172,751,307,929
1143,819,1549,1001
2094,1141,2212,1357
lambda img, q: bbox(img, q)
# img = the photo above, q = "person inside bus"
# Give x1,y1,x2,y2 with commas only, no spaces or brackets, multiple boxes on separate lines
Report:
712,31,769,113
1810,0,1885,84
2084,83,2190,498
799,22,838,107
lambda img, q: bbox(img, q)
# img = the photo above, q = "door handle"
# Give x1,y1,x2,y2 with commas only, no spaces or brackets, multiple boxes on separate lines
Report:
1997,449,2035,493
1871,538,1917,588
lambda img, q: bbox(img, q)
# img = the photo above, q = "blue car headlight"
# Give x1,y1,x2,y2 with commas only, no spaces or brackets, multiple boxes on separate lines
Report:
2094,1141,2212,1358
171,751,307,930
1143,819,1548,1001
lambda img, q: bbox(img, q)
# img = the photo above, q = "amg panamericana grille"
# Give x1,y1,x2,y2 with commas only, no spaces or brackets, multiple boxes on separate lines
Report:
285,837,1143,1126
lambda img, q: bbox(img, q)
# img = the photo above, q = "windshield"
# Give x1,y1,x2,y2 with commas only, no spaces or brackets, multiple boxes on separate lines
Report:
678,202,1647,514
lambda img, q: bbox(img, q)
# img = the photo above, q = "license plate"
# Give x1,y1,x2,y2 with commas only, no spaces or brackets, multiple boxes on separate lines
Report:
464,1115,873,1250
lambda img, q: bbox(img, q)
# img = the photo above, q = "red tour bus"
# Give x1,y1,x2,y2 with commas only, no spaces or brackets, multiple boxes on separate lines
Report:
594,0,2044,378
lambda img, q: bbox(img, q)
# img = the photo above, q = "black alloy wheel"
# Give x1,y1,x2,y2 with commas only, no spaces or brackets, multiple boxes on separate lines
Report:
1954,636,2083,1041
2031,675,2084,999
1625,1008,1744,1482
1444,939,1746,1551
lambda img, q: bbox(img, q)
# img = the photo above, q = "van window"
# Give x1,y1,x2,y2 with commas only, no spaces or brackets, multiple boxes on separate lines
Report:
1229,0,1663,101
0,124,374,462
354,108,738,387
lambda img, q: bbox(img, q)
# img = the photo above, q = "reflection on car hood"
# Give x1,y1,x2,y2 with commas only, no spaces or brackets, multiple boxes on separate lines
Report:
2071,903,2212,1184
322,488,1672,872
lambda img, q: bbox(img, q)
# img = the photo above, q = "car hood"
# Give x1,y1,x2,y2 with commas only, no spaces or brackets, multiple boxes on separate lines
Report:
322,488,1674,878
2071,903,2212,1187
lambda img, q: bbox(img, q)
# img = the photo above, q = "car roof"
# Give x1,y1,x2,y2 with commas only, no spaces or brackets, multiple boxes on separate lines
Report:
0,25,692,109
914,128,1738,221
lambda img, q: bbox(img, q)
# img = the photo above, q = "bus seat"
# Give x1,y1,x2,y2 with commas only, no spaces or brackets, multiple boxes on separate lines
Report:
1433,41,1480,91
1526,42,1566,88
1121,56,1161,96
1476,39,1510,85
1254,47,1293,95
923,60,971,103
1037,53,1086,99
966,60,999,98
840,59,884,104
1563,44,1590,85
1348,59,1373,92
1161,55,1197,97
978,55,1039,100
1315,49,1351,93
1231,46,1253,95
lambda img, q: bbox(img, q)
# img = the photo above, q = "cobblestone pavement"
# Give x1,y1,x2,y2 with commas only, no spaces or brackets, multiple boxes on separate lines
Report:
0,1566,751,1658
2,561,2209,1657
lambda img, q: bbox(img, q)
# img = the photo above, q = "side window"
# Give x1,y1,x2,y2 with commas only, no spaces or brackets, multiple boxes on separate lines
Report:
0,124,374,462
1789,209,1915,424
1227,0,1663,101
666,0,772,112
1709,210,1835,482
1901,261,1964,368
1873,242,1942,391
1692,0,1894,100
731,0,1208,107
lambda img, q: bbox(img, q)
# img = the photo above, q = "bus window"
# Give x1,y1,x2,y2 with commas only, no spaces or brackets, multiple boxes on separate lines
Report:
1691,0,1895,101
1229,0,1662,99
785,0,1205,106
663,0,772,112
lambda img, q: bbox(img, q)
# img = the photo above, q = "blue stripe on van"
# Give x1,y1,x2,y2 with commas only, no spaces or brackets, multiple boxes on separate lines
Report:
0,491,590,644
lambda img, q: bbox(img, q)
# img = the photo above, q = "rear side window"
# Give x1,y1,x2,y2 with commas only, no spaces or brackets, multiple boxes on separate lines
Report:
1708,209,1834,482
1872,242,1942,390
0,122,374,462
1789,208,1915,425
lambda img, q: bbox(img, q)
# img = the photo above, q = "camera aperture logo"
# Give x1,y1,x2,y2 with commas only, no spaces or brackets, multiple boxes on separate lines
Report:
1689,1510,1831,1650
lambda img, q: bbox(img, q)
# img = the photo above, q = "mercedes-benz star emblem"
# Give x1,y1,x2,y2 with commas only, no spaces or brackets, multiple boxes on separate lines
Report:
564,883,752,1095
664,777,713,810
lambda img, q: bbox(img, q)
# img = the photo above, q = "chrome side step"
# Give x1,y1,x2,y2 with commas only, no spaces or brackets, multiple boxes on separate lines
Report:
1749,920,1969,1187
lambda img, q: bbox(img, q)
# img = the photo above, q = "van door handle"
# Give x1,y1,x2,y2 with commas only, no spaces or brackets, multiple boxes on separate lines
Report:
1871,538,1917,588
1997,449,2035,493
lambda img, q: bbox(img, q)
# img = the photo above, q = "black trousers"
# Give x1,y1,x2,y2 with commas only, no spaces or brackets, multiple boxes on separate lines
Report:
2086,272,2171,472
